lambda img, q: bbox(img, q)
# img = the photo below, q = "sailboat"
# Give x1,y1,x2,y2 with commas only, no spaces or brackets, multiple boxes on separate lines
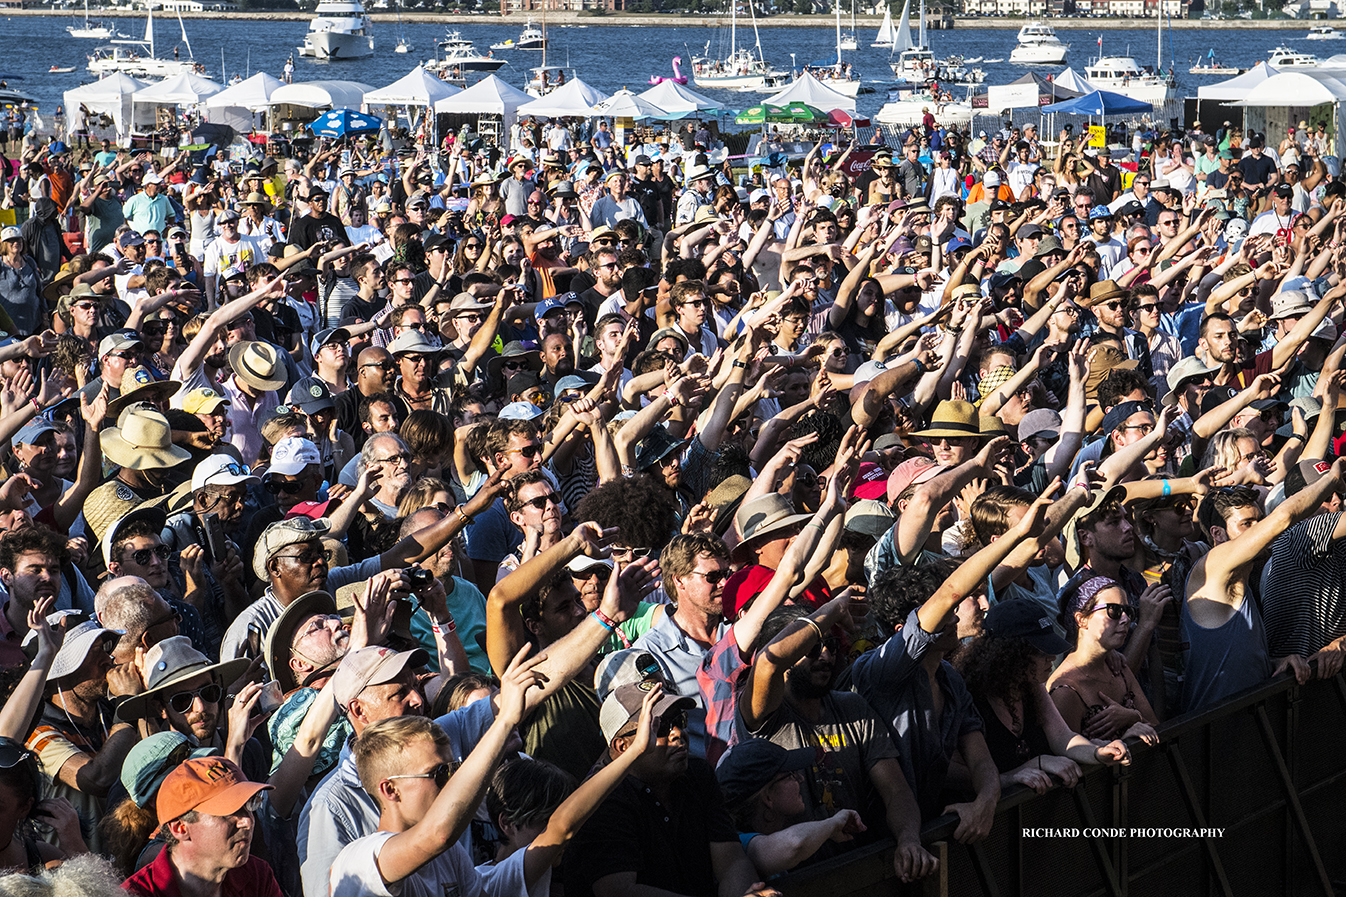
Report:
889,0,933,81
691,0,789,92
812,0,861,97
873,2,896,48
1189,49,1236,75
87,8,198,79
68,0,117,40
839,0,858,51
394,0,411,53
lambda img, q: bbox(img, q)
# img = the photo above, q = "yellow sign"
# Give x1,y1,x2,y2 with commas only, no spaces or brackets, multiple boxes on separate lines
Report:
1087,125,1106,149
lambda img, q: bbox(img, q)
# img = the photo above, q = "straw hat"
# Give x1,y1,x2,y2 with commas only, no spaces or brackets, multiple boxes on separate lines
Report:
107,365,181,419
101,407,191,470
227,341,285,393
265,590,343,693
914,400,981,440
240,192,272,211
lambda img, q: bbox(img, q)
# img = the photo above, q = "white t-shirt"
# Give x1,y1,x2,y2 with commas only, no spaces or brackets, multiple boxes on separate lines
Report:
331,830,533,897
476,846,551,897
1007,161,1038,199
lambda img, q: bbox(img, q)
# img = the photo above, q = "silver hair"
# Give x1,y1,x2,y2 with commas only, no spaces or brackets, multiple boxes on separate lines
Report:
93,579,162,657
360,432,411,468
0,853,125,897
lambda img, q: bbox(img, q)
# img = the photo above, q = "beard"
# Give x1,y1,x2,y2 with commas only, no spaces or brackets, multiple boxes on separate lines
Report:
787,661,834,700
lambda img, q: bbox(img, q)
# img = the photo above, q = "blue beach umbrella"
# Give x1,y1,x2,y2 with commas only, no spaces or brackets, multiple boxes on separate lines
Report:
308,109,383,139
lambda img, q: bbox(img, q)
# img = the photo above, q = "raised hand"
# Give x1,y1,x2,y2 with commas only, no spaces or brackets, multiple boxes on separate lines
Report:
497,644,550,727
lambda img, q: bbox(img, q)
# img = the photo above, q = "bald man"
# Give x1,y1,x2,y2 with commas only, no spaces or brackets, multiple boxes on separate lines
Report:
335,346,396,449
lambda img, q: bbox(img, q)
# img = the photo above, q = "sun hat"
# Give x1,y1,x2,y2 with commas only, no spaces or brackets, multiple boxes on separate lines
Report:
449,292,493,313
240,192,271,209
735,493,811,546
49,620,123,680
267,437,322,477
266,590,342,692
1086,279,1127,307
190,454,258,493
634,425,688,471
227,341,285,392
99,506,168,574
488,341,544,382
331,645,430,710
1267,289,1315,322
101,408,191,470
1062,484,1128,568
387,330,450,359
1160,356,1219,406
683,163,717,183
121,733,216,810
253,516,331,580
914,400,980,440
107,365,180,419
116,636,251,722
599,680,695,744
156,756,271,827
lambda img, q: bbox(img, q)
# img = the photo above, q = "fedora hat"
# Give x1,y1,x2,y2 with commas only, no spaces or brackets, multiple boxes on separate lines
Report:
101,407,191,470
116,636,251,723
735,493,812,546
107,365,181,419
684,163,716,183
1086,279,1128,307
239,192,272,210
227,341,285,393
488,340,543,382
265,590,345,693
549,180,578,199
914,400,981,440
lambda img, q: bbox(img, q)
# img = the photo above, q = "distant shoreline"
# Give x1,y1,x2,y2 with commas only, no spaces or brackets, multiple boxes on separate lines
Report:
7,8,1322,28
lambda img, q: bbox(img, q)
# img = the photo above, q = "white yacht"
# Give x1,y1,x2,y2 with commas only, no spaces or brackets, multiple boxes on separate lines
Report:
299,0,374,61
1266,46,1319,66
1084,55,1176,105
1306,24,1344,40
876,89,971,125
1010,22,1068,65
428,41,507,75
68,0,117,39
87,9,196,78
691,0,788,92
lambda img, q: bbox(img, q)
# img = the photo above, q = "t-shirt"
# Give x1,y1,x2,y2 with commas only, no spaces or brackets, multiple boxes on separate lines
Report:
331,831,490,897
27,701,114,853
85,195,124,253
1260,513,1346,659
519,679,606,783
564,759,738,897
465,498,520,567
477,845,551,897
122,191,171,234
125,847,283,897
1237,153,1278,187
289,212,352,250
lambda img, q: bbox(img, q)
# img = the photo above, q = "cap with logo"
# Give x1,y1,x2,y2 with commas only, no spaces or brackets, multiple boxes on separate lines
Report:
268,437,322,477
182,388,231,416
156,756,272,827
253,515,331,580
286,378,336,415
191,453,260,492
598,680,695,744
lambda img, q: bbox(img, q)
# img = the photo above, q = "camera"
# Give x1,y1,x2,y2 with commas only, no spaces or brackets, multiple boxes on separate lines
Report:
406,567,435,588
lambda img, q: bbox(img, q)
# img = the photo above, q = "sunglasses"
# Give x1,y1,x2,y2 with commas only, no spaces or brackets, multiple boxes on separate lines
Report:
689,568,729,586
126,544,171,566
1135,303,1160,313
0,737,33,771
1089,603,1134,622
505,443,543,459
387,762,452,789
572,566,611,582
168,682,224,713
71,302,100,312
501,360,529,371
657,710,688,738
522,492,559,510
275,548,324,566
361,360,395,370
265,478,304,495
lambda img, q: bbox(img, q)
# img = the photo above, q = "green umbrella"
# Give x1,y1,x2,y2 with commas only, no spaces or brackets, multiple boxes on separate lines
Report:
783,102,825,123
735,104,791,125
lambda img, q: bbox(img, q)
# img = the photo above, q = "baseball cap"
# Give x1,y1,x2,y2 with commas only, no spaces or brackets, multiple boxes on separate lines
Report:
191,454,259,492
598,681,695,744
156,756,271,827
98,331,143,358
99,505,168,571
286,378,336,415
268,437,322,476
843,499,895,539
593,648,666,701
715,739,816,808
331,645,430,710
498,400,545,421
887,456,941,503
984,599,1070,655
534,296,567,321
14,418,56,447
181,388,231,416
253,516,331,580
1017,408,1063,441
309,327,351,357
849,462,889,501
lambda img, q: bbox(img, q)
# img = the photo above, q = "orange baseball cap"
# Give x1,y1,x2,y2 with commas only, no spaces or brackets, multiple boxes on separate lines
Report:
156,756,272,826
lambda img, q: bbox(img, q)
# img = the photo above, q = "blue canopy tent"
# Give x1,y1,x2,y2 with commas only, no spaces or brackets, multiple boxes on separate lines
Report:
1042,89,1153,117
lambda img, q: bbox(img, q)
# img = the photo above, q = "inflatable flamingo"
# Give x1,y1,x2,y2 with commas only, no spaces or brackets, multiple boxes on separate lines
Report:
649,56,689,86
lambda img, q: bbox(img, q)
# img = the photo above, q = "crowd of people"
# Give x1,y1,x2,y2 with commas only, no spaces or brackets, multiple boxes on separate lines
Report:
0,108,1342,897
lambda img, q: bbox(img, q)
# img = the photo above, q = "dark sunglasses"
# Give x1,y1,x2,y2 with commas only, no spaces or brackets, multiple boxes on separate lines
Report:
657,710,688,738
522,492,559,510
572,566,611,582
690,568,730,586
126,545,171,566
169,682,224,713
388,762,453,789
1089,603,1134,622
0,737,33,771
506,443,543,459
265,478,304,495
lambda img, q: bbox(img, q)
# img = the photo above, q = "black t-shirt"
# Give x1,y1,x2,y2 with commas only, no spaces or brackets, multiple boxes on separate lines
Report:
340,295,383,323
1237,153,1278,187
565,758,738,897
630,176,662,226
334,385,370,449
289,212,351,250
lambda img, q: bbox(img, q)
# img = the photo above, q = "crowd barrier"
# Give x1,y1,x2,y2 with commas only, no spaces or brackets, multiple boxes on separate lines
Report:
775,668,1346,897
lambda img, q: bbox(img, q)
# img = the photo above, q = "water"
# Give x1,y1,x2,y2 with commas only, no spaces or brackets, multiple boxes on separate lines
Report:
4,14,1332,124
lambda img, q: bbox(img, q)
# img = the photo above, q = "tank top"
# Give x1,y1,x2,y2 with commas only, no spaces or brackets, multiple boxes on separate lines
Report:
1180,592,1270,714
975,696,1051,773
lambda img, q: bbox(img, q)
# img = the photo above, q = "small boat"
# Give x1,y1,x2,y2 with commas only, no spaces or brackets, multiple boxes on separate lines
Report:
392,0,410,54
68,0,117,39
1189,48,1235,75
1085,54,1176,105
525,64,568,97
514,21,547,51
427,42,507,74
1267,45,1319,66
1306,24,1344,40
48,65,76,73
1009,21,1068,65
489,38,515,50
838,0,857,50
691,0,789,93
872,3,895,48
395,41,410,54
298,0,374,60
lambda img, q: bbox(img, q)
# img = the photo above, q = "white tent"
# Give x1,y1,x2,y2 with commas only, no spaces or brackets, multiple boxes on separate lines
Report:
636,80,724,118
205,72,284,111
516,78,611,119
64,73,151,141
363,65,461,108
433,74,533,134
1197,62,1279,101
1054,67,1095,95
590,89,668,121
268,80,373,112
1232,70,1346,106
132,72,224,106
761,71,855,114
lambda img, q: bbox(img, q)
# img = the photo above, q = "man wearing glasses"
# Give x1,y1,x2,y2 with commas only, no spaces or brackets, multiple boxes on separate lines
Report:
289,187,351,251
202,209,262,308
101,508,207,657
336,346,397,449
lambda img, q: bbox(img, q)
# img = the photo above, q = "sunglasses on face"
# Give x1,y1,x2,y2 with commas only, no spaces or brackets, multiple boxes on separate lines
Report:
611,546,653,562
1089,603,1134,622
72,302,99,312
1135,303,1160,313
388,762,453,789
265,478,304,495
168,682,224,713
362,360,395,371
657,710,689,737
689,568,729,586
572,566,611,583
506,443,543,459
125,544,171,566
501,360,529,371
522,492,559,510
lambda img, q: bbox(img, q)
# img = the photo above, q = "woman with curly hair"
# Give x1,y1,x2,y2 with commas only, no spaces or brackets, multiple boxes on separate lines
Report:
955,600,1131,794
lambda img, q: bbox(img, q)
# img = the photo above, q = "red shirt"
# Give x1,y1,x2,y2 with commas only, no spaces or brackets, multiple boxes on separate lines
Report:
721,563,832,619
123,845,283,897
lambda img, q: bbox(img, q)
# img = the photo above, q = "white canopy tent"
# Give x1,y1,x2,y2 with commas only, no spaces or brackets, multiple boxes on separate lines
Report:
589,89,668,121
205,72,284,111
132,72,224,107
516,79,611,119
267,80,374,135
1197,62,1279,101
1228,70,1346,164
433,74,533,137
636,80,724,119
64,73,151,141
761,72,856,115
363,65,461,108
1054,67,1095,95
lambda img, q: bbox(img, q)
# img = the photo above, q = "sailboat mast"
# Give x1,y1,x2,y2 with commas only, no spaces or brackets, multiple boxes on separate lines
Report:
919,0,926,49
749,0,766,65
730,0,736,60
836,0,841,66
1156,2,1161,71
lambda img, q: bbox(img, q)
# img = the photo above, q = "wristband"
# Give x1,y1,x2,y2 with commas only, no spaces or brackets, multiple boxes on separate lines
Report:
591,609,616,632
431,618,456,635
454,504,474,526
1161,479,1172,497
732,359,748,369
663,390,680,407
31,398,41,413
1287,433,1306,442
911,358,928,376
803,618,824,642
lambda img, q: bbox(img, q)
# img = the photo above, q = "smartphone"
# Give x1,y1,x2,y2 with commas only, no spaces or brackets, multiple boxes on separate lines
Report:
257,679,284,715
201,512,227,567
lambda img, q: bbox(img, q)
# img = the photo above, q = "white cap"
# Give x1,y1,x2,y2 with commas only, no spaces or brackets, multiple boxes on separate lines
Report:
853,360,888,383
142,171,163,186
983,171,1001,187
268,437,321,476
192,454,261,492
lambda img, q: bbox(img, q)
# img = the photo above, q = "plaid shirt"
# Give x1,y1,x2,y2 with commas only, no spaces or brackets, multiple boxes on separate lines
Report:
697,625,751,767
